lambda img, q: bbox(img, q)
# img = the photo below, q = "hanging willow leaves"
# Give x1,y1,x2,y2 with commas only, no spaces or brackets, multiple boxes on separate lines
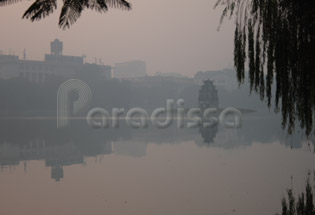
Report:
215,0,315,136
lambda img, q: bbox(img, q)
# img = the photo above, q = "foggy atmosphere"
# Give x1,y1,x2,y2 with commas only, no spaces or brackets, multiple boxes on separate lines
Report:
0,0,315,215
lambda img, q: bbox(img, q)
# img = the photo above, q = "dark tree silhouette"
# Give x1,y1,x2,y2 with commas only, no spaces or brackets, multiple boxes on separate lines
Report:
0,0,132,29
280,174,315,215
216,0,315,136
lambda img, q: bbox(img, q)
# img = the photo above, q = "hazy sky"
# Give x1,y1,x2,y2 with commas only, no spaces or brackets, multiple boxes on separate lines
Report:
0,0,235,76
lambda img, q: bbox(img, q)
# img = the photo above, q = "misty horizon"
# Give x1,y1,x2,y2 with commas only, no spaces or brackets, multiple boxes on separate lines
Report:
0,0,234,76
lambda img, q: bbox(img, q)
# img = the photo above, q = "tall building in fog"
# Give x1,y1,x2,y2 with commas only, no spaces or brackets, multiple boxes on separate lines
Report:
0,39,112,82
113,60,147,79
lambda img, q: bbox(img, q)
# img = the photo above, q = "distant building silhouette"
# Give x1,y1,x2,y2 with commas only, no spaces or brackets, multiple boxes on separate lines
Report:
0,39,112,82
113,60,146,79
50,39,63,55
155,72,187,78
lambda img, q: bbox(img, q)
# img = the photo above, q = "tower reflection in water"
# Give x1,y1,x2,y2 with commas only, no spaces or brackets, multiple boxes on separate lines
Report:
198,79,219,144
0,80,303,181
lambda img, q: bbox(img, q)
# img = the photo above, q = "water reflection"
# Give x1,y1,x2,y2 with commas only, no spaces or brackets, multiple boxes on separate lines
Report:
0,71,312,215
0,109,307,182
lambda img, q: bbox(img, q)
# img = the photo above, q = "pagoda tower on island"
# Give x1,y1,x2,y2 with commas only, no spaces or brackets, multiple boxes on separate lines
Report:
197,79,219,144
198,79,219,110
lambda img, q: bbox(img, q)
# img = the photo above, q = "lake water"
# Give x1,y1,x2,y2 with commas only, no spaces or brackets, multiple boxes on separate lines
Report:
0,110,314,215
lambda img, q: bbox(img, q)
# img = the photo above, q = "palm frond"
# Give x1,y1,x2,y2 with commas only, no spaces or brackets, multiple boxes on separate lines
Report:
0,0,22,6
104,0,131,10
22,0,57,21
86,0,131,12
59,0,131,28
86,0,108,12
59,0,85,29
2,0,131,28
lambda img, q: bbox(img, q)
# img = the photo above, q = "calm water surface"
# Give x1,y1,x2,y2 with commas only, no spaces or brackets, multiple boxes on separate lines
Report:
0,111,314,215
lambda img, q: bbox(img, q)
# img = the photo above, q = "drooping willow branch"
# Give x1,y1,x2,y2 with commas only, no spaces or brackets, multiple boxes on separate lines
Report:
215,0,315,136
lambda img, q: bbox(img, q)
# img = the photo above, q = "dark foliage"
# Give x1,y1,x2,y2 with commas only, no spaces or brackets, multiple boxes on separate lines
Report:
280,176,315,215
216,0,315,136
0,0,132,29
